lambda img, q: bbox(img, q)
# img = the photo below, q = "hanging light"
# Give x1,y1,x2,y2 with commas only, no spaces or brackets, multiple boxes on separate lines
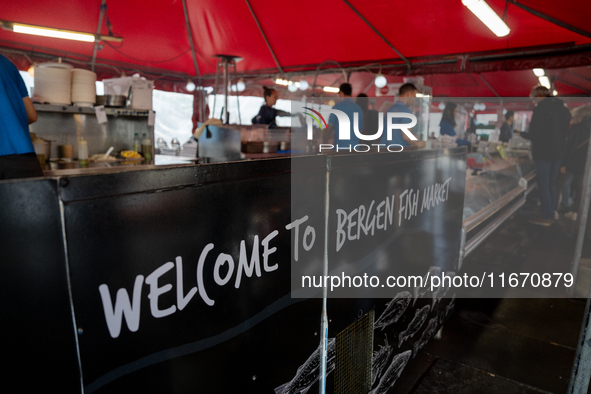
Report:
1,20,123,43
438,103,446,111
461,0,510,37
533,68,545,77
553,90,558,96
538,76,551,89
186,80,196,92
375,74,387,88
288,82,298,92
236,80,246,92
299,80,309,91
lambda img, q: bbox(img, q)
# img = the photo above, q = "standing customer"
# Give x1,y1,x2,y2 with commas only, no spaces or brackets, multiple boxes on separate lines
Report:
328,83,364,148
0,54,42,180
561,106,591,221
499,110,515,143
523,86,571,226
381,83,425,148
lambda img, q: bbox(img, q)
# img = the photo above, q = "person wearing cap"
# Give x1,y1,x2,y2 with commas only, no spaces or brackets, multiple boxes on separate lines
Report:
523,85,571,226
0,54,42,180
381,83,425,149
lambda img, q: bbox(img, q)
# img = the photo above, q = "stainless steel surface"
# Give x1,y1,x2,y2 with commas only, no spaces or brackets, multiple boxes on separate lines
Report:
463,172,534,232
198,125,241,163
567,108,591,393
103,95,126,107
31,104,154,160
34,103,151,116
464,197,526,258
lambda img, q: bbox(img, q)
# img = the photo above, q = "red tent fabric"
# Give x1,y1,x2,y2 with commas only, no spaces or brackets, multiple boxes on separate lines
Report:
1,0,590,95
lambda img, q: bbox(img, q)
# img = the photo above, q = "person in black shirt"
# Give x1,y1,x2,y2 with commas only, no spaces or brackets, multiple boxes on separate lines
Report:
252,87,290,128
499,110,514,143
356,93,380,137
523,86,571,226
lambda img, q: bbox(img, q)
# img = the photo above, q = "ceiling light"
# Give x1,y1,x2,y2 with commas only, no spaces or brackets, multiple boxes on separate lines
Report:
1,20,123,43
538,76,551,89
553,90,558,96
299,80,309,91
236,80,246,92
288,82,298,92
186,80,196,92
462,0,510,37
275,78,289,86
323,86,340,93
533,68,545,77
375,74,387,88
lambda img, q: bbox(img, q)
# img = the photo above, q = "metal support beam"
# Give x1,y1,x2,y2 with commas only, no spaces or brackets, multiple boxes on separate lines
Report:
551,75,591,95
342,0,411,73
244,0,284,76
91,0,107,72
477,74,501,97
568,131,591,393
508,1,591,39
181,0,201,79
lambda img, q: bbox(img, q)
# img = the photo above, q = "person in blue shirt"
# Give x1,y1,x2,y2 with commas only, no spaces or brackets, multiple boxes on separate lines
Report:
327,83,364,148
382,83,425,148
0,54,42,179
439,102,471,147
252,87,290,129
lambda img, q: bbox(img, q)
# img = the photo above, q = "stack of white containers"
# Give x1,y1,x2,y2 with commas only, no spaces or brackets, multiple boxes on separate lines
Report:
71,68,97,106
34,62,73,105
33,62,97,106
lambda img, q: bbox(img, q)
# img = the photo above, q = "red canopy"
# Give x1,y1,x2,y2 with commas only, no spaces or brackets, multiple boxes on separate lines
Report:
1,0,590,96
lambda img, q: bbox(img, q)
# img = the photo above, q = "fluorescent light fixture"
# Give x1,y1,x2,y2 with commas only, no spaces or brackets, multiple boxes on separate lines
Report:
462,0,510,37
538,76,551,89
1,20,122,43
416,93,425,97
323,86,340,93
533,68,545,77
375,74,387,88
275,78,289,86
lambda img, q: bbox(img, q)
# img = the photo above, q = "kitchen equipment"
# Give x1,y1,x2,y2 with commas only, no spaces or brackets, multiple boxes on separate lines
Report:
42,139,53,161
103,146,114,160
59,145,74,160
103,95,126,107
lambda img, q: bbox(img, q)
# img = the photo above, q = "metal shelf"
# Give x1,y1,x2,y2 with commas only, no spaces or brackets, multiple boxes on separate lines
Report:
33,103,152,117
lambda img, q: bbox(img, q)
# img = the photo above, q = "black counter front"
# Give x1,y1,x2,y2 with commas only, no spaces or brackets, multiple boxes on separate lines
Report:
1,148,466,393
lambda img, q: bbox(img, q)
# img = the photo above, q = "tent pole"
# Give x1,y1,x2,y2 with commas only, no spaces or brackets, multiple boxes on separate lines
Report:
507,1,591,39
91,0,107,72
341,0,411,73
244,0,284,77
181,0,201,79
